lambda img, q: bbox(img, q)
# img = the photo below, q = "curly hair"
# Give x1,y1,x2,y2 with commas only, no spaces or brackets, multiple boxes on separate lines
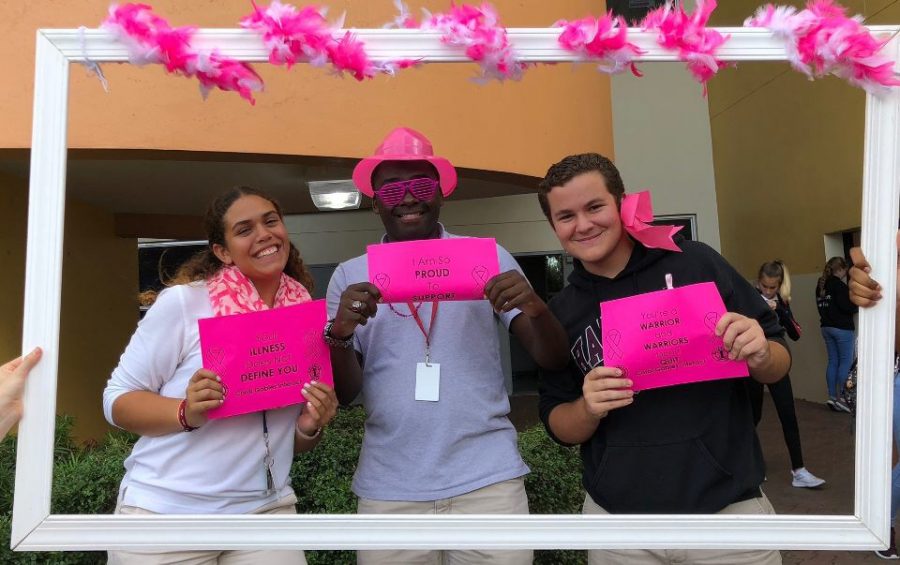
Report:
537,153,626,222
159,186,313,295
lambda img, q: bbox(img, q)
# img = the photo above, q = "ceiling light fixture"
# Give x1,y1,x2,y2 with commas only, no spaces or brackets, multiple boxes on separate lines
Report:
307,180,362,211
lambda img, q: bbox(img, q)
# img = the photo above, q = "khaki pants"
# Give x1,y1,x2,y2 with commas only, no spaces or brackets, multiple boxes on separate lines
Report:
584,492,782,565
357,477,533,565
107,494,307,565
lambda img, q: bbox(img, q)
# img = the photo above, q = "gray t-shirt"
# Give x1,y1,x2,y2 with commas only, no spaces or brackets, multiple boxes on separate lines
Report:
326,230,530,501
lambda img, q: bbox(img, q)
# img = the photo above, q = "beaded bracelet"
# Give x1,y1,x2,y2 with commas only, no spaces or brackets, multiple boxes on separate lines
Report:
323,320,353,349
178,399,198,432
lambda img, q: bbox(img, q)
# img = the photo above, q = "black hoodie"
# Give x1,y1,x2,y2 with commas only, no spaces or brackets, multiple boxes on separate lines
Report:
539,237,786,514
816,276,857,330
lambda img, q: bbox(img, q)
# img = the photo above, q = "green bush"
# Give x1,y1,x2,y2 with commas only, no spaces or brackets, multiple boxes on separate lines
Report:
0,416,115,564
2,409,586,565
519,425,586,565
292,407,365,565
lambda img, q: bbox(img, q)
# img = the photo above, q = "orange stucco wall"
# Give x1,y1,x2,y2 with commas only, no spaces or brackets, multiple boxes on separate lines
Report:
2,1,615,175
0,172,137,442
2,1,615,441
706,0,886,277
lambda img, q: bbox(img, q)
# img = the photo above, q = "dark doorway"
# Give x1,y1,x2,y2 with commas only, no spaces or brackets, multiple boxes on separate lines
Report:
509,253,564,395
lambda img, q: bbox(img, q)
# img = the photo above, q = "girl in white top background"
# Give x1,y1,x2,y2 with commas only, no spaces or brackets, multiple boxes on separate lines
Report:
104,186,337,565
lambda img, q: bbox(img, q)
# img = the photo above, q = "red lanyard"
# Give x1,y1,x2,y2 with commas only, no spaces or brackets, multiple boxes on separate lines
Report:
408,301,439,363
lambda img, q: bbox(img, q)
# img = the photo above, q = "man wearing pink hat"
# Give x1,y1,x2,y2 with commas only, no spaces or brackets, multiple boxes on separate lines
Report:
325,127,569,564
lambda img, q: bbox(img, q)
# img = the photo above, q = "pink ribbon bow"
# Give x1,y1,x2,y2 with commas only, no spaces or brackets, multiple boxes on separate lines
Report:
620,191,683,252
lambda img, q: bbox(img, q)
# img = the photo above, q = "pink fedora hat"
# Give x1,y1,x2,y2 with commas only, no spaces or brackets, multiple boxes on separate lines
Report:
352,127,457,198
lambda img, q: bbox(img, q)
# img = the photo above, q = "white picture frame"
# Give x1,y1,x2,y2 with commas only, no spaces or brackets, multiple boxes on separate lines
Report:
12,25,900,553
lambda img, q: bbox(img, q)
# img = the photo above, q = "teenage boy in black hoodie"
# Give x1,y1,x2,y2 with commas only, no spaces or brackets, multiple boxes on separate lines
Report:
538,153,790,565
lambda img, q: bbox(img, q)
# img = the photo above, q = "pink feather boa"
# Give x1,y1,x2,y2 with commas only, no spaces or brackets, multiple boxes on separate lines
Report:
95,1,900,98
641,0,730,94
241,1,382,81
102,3,264,104
555,13,644,76
745,0,900,94
420,3,527,82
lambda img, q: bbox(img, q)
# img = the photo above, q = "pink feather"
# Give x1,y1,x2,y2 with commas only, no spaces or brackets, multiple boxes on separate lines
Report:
641,0,730,94
373,2,424,75
379,58,424,76
102,3,263,103
327,31,379,81
422,3,527,82
195,52,265,104
240,1,334,68
241,1,383,80
745,0,900,94
386,0,420,29
154,27,197,74
555,13,645,76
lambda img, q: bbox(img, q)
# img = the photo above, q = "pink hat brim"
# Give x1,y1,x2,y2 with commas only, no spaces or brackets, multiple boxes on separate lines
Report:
352,155,457,198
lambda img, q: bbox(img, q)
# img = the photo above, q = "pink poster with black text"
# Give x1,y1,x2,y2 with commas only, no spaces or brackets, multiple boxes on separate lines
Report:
367,237,500,303
199,300,333,419
600,282,749,391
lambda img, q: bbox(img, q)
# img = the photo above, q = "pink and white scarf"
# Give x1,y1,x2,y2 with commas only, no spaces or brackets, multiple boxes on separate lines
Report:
207,265,311,317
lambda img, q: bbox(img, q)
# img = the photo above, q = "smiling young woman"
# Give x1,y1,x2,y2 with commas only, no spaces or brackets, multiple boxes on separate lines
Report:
103,186,338,565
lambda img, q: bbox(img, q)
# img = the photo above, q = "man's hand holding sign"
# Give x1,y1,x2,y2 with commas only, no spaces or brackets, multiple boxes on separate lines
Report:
584,281,784,425
484,270,548,317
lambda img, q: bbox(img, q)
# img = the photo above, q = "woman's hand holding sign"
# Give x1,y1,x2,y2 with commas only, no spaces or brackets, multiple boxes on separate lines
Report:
183,369,225,429
295,382,338,450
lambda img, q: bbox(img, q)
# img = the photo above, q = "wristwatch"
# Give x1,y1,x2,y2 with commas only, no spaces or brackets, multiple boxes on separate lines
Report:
323,320,353,349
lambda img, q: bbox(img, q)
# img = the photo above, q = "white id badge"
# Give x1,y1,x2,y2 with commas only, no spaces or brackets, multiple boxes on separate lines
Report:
415,362,441,402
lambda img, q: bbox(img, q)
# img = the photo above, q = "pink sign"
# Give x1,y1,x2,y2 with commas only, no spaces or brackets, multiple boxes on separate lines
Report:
599,282,749,391
367,237,500,303
199,300,333,419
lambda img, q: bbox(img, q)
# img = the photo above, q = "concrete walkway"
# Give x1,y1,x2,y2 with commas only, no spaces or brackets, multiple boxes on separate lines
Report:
758,397,882,564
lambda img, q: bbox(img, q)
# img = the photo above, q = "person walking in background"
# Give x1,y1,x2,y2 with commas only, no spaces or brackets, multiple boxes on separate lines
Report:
752,260,825,488
816,256,857,412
